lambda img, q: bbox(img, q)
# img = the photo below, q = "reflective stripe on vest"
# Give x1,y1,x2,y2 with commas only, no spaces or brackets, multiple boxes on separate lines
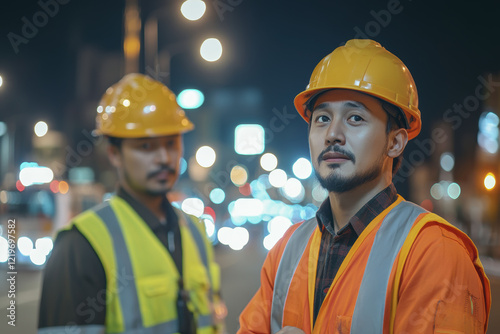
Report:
184,212,213,297
197,314,214,328
270,219,317,333
39,325,106,334
38,321,181,334
270,200,426,333
350,201,426,333
94,204,143,331
89,200,214,333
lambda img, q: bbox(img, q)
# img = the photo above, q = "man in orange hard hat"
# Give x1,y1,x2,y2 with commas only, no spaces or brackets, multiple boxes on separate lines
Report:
38,74,226,334
238,40,491,333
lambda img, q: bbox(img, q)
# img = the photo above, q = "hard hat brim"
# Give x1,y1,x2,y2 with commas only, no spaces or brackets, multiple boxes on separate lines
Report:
93,122,194,138
294,87,422,140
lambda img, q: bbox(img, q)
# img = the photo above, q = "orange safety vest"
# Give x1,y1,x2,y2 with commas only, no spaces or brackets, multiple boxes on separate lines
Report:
239,196,491,334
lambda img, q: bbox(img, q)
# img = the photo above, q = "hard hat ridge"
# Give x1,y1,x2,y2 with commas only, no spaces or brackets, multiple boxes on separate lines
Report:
295,39,421,140
95,73,194,138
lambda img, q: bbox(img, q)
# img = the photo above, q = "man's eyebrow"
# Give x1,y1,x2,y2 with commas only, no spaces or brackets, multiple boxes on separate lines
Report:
313,102,329,111
313,101,368,111
344,101,367,109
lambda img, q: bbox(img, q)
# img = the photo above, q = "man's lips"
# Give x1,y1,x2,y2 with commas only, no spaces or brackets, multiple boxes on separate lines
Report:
153,171,170,179
148,169,176,179
322,151,350,162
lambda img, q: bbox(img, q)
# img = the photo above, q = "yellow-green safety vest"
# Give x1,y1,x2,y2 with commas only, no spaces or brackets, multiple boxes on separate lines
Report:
67,196,219,334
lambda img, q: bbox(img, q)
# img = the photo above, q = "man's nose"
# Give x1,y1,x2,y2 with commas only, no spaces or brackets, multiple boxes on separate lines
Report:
325,118,346,146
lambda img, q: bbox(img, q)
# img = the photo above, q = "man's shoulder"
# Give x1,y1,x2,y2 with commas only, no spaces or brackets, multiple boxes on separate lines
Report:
53,225,95,253
70,198,121,225
410,214,477,260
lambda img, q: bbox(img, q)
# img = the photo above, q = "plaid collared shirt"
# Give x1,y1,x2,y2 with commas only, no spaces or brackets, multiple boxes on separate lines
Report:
312,184,398,324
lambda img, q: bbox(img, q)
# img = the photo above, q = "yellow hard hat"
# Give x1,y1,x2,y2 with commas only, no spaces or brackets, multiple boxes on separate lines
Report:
95,73,194,138
294,39,421,140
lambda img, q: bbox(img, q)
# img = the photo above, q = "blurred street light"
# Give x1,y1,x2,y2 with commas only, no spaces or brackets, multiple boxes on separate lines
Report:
19,165,54,187
177,89,205,109
282,178,305,202
200,38,223,62
181,197,205,217
0,75,3,88
478,111,499,154
269,169,287,188
235,124,265,155
0,122,6,137
230,165,248,186
484,172,496,190
196,146,216,167
312,183,328,203
260,153,278,172
34,121,48,137
430,182,446,200
209,188,225,204
447,182,461,199
440,152,455,172
293,158,313,179
181,0,206,21
144,4,214,84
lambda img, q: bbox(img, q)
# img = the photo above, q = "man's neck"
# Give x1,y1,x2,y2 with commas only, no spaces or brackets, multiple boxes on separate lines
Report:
121,185,165,221
328,176,392,230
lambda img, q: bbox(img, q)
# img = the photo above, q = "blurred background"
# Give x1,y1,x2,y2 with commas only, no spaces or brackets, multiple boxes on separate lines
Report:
1,0,500,332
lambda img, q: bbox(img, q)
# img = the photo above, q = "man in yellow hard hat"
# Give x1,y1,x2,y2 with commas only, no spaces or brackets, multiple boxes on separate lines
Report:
38,74,226,334
238,40,491,333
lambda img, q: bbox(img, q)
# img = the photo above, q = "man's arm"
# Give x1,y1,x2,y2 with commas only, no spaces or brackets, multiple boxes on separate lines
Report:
238,225,300,334
391,223,490,334
38,226,107,331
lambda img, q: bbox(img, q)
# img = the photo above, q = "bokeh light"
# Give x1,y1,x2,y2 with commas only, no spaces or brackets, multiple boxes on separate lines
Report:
181,197,205,217
440,152,455,172
293,158,313,179
177,89,204,109
196,146,216,168
209,188,225,204
200,38,222,62
269,169,287,188
484,173,496,190
260,153,278,171
34,121,48,137
180,0,206,21
230,165,248,186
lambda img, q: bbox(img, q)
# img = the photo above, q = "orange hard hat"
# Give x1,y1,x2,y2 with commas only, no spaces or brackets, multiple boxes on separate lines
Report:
95,73,194,138
294,39,421,140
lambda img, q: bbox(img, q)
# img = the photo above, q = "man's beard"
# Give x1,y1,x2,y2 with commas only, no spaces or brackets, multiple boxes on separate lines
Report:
314,162,382,193
314,144,385,193
124,165,176,197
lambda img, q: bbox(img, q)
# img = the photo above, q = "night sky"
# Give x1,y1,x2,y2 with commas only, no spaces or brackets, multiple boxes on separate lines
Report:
1,0,500,184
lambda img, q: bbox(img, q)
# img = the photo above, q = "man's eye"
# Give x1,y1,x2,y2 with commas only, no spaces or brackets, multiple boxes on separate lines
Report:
349,115,363,122
141,143,152,149
316,115,330,123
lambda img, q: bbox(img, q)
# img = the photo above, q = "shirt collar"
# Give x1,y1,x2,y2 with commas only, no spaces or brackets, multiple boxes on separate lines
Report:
315,183,398,237
116,187,178,232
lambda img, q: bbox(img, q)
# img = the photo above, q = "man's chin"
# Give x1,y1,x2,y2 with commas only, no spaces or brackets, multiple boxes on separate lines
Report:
145,183,172,197
315,167,381,194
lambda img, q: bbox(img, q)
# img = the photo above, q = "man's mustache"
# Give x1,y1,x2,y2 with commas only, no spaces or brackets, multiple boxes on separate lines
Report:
318,145,356,164
147,166,177,179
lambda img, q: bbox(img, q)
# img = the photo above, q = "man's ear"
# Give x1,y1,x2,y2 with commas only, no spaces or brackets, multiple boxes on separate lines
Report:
107,144,122,169
387,128,408,159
